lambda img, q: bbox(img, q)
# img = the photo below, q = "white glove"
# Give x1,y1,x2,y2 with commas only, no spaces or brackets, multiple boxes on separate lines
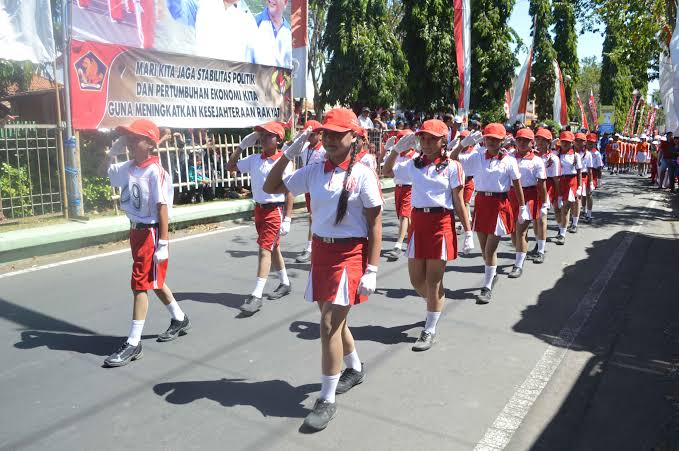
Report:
358,265,377,296
502,136,514,148
519,205,530,224
279,217,291,236
239,131,259,150
589,181,595,191
446,137,460,152
384,136,397,151
540,202,549,218
462,131,483,147
576,185,583,197
393,134,417,153
283,128,311,159
557,196,564,208
108,136,128,157
463,231,475,254
154,239,169,264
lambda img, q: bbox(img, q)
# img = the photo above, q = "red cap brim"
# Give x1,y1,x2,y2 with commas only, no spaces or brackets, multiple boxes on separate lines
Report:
115,125,157,144
317,124,354,133
415,130,445,138
483,133,504,139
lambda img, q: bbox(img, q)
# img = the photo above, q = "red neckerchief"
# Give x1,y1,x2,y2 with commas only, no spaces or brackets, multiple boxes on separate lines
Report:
324,158,351,173
517,151,535,160
399,149,416,158
421,154,447,166
561,149,574,156
261,151,283,161
311,142,323,151
356,150,369,161
485,150,504,160
136,155,160,168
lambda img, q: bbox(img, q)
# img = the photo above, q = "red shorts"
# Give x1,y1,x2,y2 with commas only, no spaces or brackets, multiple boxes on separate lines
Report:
509,186,539,221
304,193,312,213
581,174,589,193
394,185,413,218
463,178,475,204
545,178,556,204
407,208,457,261
307,237,368,306
560,175,578,202
472,193,514,236
254,204,283,251
130,226,168,291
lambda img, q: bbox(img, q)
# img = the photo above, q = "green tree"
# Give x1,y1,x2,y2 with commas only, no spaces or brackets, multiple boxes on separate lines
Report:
470,0,519,118
529,0,557,121
308,0,329,116
576,56,601,124
399,0,457,112
319,0,408,111
553,0,579,120
599,22,634,132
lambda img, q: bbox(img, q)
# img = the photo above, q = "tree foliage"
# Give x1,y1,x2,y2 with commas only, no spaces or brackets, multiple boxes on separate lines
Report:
308,0,328,116
576,56,601,124
599,22,634,132
529,0,557,121
399,0,457,112
553,0,579,119
319,0,408,111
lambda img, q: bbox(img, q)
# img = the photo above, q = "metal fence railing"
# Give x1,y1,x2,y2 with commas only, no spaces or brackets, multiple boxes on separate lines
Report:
0,124,63,219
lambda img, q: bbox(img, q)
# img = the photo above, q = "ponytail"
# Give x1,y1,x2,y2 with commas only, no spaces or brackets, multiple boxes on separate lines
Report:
334,141,359,225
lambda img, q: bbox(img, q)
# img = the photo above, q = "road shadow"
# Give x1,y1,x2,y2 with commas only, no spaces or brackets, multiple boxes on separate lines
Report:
174,291,244,311
289,320,424,344
153,378,319,419
14,330,158,356
0,297,96,334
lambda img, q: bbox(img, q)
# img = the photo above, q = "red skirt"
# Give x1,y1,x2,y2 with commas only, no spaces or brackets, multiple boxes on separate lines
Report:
545,178,556,205
463,177,475,204
509,186,539,221
307,238,368,305
130,226,168,291
472,193,514,236
394,185,413,218
560,175,578,202
406,208,457,261
254,204,283,251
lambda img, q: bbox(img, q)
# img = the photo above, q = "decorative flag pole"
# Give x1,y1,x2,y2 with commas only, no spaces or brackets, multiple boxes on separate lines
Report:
553,60,568,126
454,0,471,120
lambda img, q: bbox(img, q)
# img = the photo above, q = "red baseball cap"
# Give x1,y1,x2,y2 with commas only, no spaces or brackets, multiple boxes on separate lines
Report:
116,119,160,144
318,108,361,134
516,128,534,140
483,123,506,139
559,131,575,142
574,132,587,141
416,119,448,138
255,121,286,140
587,133,598,142
460,130,470,138
535,128,553,140
305,120,322,132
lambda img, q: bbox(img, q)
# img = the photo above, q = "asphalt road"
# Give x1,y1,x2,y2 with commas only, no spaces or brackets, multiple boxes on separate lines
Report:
1,174,677,451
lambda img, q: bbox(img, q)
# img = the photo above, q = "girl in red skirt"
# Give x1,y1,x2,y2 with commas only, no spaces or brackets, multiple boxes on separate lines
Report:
263,108,383,431
383,119,472,351
555,131,583,244
458,123,529,304
533,128,561,263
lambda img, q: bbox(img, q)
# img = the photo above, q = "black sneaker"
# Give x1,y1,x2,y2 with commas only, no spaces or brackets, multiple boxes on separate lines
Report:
158,315,191,342
583,216,592,224
239,295,263,316
104,342,143,367
568,224,578,233
527,244,539,260
477,288,492,304
533,252,545,264
295,250,311,263
267,283,291,300
302,399,337,431
386,247,402,261
336,364,366,394
508,265,523,278
554,234,566,245
412,331,435,351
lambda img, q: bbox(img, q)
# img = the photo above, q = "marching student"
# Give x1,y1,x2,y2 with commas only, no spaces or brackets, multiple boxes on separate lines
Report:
227,121,294,316
554,131,583,244
636,134,650,177
507,128,548,277
607,135,621,174
532,127,561,263
263,108,382,432
382,129,419,261
574,132,593,224
383,119,473,351
102,119,191,368
455,130,485,232
584,133,604,223
453,123,528,304
295,120,326,264
355,128,378,171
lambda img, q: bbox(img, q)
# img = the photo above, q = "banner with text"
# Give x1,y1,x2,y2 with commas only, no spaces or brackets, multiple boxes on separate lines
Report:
69,40,292,130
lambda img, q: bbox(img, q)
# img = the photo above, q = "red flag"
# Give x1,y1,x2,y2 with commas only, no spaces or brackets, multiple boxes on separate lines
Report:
588,89,598,125
576,90,588,129
454,0,471,112
648,107,658,135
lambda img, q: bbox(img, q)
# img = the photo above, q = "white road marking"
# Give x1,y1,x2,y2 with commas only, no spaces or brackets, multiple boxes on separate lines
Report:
474,198,658,450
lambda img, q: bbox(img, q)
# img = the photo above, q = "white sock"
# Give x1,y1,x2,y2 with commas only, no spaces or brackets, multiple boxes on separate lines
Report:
305,240,312,252
586,208,592,218
126,320,145,346
537,240,546,254
483,265,497,289
165,300,185,321
424,311,441,334
251,277,267,298
393,243,402,250
319,373,340,403
572,216,579,226
343,350,362,372
515,252,527,268
277,269,290,286
559,226,567,235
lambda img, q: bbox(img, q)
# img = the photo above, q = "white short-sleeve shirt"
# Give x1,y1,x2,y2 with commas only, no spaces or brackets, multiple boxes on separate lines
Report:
591,150,603,169
389,149,419,185
301,142,326,166
253,9,293,68
578,150,594,170
465,148,521,193
540,151,562,178
560,151,584,175
236,152,291,204
283,161,383,238
108,156,174,224
457,146,480,178
392,158,465,209
515,152,547,187
357,151,377,172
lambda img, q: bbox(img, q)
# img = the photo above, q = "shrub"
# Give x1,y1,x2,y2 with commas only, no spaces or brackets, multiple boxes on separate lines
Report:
82,176,113,212
0,162,32,218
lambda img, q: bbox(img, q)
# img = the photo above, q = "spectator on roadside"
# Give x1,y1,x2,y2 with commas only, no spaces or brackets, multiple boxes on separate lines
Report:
659,132,674,189
372,112,388,130
396,120,405,130
386,111,397,129
359,107,374,130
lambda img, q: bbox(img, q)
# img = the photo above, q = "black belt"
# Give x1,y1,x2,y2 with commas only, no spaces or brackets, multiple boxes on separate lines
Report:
130,222,158,229
255,202,284,209
476,191,508,198
313,234,366,244
562,174,577,178
412,207,450,213
465,176,474,181
395,184,411,188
